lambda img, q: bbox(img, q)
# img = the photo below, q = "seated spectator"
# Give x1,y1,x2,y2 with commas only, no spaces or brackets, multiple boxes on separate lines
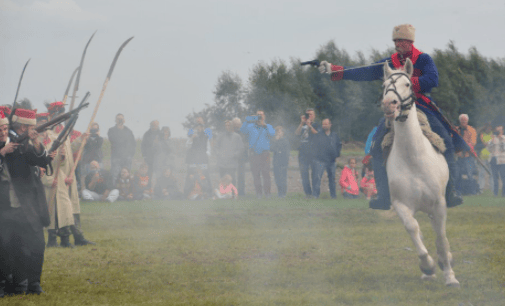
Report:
339,158,360,199
115,167,134,201
154,166,183,200
82,161,118,202
132,163,153,200
81,122,104,175
360,168,377,200
185,166,212,200
214,174,238,200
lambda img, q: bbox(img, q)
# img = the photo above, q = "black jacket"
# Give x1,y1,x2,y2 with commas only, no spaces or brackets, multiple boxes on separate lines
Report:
107,125,136,160
312,131,342,164
0,143,50,231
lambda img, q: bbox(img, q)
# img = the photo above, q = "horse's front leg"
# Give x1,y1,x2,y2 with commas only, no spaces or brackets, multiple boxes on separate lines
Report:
394,202,436,280
430,200,460,287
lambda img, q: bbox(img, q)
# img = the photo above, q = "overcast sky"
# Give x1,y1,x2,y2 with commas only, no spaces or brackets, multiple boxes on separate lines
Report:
1,0,504,138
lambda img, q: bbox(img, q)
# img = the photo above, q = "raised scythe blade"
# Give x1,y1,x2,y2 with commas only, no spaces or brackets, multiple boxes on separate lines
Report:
9,58,31,123
62,67,79,103
68,31,96,111
69,36,134,177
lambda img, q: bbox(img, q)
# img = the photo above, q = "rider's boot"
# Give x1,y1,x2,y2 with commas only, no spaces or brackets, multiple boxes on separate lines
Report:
444,149,463,208
368,119,392,210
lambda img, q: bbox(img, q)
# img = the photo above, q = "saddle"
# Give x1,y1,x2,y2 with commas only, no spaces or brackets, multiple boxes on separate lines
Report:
382,109,446,160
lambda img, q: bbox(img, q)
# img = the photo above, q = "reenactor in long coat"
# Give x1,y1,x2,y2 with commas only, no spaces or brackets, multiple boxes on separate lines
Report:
37,113,75,247
0,109,51,296
47,102,94,246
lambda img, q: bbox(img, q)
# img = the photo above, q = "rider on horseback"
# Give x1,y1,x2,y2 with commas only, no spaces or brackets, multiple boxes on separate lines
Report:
318,24,468,210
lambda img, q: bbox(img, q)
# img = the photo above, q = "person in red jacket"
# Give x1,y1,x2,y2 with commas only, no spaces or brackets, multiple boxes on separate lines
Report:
339,158,360,199
360,168,377,200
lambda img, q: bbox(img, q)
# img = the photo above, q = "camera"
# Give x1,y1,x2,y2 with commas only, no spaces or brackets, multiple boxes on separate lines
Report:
303,113,309,120
246,115,259,122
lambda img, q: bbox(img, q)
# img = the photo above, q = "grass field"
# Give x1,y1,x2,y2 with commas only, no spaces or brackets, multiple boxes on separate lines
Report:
7,192,505,305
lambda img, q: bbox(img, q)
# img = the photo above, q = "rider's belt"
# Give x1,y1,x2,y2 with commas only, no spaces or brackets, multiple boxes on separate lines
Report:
415,93,431,104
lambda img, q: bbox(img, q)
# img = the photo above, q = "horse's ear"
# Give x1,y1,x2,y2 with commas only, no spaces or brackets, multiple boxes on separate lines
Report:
383,61,393,79
404,58,414,78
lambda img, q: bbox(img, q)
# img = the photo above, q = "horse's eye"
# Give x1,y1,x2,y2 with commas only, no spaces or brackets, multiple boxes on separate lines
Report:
405,83,410,87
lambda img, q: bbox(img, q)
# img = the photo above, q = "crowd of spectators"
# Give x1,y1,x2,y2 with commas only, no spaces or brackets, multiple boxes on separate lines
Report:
77,109,505,203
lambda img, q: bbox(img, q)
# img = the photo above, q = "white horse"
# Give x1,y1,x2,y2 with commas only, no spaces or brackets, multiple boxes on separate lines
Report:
381,59,459,287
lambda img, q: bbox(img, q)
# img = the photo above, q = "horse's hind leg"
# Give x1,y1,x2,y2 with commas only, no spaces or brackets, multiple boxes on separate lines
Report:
394,203,436,280
430,201,460,287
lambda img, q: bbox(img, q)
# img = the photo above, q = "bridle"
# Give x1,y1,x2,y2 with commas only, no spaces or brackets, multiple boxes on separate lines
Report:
383,72,416,122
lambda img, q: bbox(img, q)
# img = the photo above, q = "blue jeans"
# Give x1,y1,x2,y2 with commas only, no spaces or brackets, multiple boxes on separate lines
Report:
273,162,288,197
311,160,336,199
490,157,505,196
298,151,314,196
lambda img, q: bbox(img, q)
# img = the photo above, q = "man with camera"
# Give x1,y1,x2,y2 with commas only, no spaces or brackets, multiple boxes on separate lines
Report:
294,108,320,198
240,110,275,198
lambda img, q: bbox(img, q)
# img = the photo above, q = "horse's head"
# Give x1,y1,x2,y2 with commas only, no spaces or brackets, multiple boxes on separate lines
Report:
382,58,416,122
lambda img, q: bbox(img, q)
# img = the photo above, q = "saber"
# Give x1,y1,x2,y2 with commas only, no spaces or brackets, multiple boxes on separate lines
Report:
68,31,96,111
9,59,31,123
301,59,391,72
69,36,134,177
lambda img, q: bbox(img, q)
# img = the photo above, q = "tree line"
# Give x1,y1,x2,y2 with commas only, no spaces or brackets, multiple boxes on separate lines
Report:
184,40,505,146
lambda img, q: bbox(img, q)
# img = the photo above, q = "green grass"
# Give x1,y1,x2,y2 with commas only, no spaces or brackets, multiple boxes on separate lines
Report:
9,193,505,305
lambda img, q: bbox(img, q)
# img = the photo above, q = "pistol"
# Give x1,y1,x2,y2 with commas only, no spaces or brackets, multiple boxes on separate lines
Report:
300,60,320,67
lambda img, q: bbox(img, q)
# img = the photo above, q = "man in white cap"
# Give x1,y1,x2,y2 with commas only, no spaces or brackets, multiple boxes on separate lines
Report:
0,108,51,296
318,24,469,210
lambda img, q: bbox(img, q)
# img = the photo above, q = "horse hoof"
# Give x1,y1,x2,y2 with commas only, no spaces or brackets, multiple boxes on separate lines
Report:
446,280,460,288
421,274,437,281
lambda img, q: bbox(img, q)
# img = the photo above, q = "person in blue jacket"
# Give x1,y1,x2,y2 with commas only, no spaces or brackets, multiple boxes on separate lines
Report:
318,24,468,210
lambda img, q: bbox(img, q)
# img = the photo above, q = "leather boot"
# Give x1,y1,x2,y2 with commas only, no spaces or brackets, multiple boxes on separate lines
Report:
6,279,27,296
27,282,44,295
46,229,59,247
60,235,75,248
445,149,464,208
71,214,95,246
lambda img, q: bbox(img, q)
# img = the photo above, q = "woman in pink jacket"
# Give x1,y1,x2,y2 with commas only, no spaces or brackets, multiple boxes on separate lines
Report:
339,158,360,199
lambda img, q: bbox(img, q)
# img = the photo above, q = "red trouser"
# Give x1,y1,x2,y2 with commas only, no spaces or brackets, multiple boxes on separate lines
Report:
250,151,271,196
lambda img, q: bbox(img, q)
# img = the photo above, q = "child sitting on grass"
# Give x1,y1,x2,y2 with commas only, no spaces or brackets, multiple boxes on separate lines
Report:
339,158,360,199
115,167,134,201
154,166,183,200
133,163,153,200
214,174,238,200
360,167,377,200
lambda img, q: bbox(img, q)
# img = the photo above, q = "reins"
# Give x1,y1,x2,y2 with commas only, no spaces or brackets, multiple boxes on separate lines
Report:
383,72,416,122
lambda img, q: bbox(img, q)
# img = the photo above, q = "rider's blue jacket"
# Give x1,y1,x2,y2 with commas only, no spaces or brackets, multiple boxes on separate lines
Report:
329,45,469,153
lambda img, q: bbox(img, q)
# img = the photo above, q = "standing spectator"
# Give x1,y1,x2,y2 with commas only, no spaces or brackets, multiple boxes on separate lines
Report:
232,117,248,196
132,163,153,200
188,117,212,140
154,166,183,200
141,120,161,180
107,113,136,185
271,126,290,198
81,122,103,175
311,118,342,199
477,123,493,191
153,126,175,181
216,120,243,186
184,120,212,198
340,158,360,199
361,168,377,200
456,114,478,194
115,167,133,201
294,108,321,198
486,125,505,197
82,161,118,203
240,110,275,199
